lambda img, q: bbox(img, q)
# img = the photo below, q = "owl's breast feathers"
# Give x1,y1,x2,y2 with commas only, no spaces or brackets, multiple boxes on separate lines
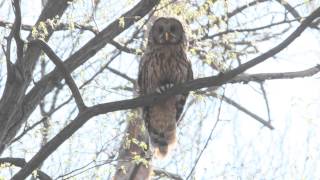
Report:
139,45,192,92
138,44,193,158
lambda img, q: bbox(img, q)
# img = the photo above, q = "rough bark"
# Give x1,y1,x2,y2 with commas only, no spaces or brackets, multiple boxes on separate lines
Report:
0,0,160,155
113,110,152,180
0,0,70,155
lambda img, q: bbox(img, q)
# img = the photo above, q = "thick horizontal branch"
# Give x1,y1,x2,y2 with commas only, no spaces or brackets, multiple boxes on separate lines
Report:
0,157,52,180
11,6,320,180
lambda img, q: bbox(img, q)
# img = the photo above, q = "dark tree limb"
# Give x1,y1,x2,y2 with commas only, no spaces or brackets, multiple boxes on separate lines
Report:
0,0,70,155
11,0,24,60
153,168,183,180
106,66,136,84
29,39,86,111
19,0,160,145
200,65,320,129
275,0,301,19
0,157,52,180
275,0,320,29
10,7,320,179
230,65,320,83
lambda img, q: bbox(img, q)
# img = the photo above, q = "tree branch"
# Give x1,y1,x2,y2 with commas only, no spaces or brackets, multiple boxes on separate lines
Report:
11,6,320,180
21,0,160,135
153,168,183,180
106,66,136,84
0,157,52,180
11,0,24,60
232,0,269,17
259,83,272,122
207,19,298,39
208,92,273,129
186,91,224,180
29,39,86,111
0,0,70,156
0,20,139,55
10,117,49,144
275,0,301,19
230,65,320,83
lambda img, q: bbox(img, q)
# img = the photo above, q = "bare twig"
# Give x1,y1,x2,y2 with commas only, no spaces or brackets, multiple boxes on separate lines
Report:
186,90,225,180
227,0,269,19
10,117,49,144
207,92,273,129
55,159,116,180
0,20,142,55
259,83,272,123
207,19,298,39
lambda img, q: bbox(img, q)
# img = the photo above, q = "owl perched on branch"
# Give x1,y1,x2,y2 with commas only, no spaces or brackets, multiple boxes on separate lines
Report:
138,17,193,158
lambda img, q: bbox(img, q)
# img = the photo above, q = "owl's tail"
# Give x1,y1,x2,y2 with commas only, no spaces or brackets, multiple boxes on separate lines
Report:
146,100,177,158
149,126,177,158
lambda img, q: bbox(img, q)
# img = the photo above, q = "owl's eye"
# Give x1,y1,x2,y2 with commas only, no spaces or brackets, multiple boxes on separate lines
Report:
170,25,176,32
158,26,164,33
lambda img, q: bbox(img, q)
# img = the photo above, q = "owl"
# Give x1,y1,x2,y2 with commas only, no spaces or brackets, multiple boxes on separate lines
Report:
138,17,193,158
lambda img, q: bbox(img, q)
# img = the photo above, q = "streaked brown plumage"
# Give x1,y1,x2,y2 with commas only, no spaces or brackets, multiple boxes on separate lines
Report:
138,17,193,158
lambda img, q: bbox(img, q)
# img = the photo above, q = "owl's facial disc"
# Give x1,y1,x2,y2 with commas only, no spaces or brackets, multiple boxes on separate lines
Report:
151,18,183,45
157,25,180,44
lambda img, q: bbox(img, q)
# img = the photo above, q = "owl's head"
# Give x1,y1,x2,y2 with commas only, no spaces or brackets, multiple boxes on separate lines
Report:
148,17,186,46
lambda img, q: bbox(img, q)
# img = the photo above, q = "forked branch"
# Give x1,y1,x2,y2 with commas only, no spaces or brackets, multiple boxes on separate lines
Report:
11,6,320,180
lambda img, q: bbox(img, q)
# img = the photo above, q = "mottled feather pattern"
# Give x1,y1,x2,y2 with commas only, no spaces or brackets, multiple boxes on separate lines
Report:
138,18,193,158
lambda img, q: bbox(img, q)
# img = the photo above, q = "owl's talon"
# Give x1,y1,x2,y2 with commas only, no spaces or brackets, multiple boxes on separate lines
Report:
165,83,174,89
156,83,174,94
156,86,166,93
156,88,162,93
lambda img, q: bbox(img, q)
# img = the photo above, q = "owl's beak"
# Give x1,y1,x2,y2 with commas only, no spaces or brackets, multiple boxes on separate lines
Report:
165,32,170,41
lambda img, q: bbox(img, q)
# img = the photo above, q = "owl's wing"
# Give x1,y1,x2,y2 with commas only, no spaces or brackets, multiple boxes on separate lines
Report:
137,55,147,95
175,60,193,123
